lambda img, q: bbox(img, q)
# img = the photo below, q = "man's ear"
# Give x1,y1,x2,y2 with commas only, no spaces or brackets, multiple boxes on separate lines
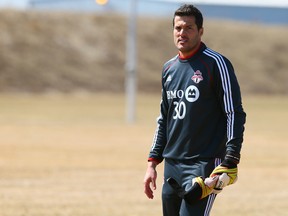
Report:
199,27,204,36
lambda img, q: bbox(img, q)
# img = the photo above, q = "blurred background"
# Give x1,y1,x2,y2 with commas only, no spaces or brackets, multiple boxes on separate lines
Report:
0,0,287,96
0,1,287,216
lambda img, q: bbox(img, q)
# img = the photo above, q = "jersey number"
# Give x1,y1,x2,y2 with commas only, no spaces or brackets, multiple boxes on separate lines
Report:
173,101,186,119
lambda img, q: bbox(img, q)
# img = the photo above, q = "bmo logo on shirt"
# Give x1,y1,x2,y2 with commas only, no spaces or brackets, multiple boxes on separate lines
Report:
185,85,200,102
166,85,200,102
167,85,200,120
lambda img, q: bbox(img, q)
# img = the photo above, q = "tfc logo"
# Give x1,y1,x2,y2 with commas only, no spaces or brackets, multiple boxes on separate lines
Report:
191,70,203,84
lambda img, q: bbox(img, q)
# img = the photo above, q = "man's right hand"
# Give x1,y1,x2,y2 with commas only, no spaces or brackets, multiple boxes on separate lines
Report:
143,161,158,199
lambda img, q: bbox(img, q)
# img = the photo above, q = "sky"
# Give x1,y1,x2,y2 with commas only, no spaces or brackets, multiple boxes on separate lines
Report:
1,0,288,9
0,0,27,8
158,0,288,8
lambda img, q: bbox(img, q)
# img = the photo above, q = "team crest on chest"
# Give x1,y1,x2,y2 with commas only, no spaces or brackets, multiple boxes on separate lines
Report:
191,70,203,84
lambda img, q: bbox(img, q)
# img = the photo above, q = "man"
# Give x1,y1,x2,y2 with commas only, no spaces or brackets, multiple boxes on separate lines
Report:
143,4,246,216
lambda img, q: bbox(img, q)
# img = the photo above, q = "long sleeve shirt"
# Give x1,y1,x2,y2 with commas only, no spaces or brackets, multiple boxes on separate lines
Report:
148,42,246,163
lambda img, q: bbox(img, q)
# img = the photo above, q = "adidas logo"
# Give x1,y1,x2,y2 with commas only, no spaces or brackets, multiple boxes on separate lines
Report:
166,75,172,82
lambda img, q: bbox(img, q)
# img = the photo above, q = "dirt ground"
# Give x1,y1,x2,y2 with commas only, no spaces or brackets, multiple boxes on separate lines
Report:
0,93,287,216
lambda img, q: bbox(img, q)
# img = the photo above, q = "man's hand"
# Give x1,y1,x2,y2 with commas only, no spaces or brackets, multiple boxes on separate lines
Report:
209,152,240,193
210,165,238,186
143,161,158,199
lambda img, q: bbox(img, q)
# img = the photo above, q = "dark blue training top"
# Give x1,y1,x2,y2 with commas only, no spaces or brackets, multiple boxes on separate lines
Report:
148,42,246,163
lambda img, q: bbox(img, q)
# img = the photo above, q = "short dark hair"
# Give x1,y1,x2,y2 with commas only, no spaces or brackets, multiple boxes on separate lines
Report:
173,4,203,30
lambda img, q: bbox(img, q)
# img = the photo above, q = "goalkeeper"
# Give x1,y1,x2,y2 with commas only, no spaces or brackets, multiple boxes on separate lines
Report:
143,4,246,216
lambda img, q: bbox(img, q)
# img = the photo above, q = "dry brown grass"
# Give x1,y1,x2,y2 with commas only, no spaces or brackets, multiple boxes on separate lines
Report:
0,10,287,94
0,93,287,216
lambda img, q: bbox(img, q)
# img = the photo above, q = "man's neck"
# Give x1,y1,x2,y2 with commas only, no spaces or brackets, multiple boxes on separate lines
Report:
179,42,202,60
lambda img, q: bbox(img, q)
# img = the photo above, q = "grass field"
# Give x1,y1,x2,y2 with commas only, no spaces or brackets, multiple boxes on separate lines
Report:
0,93,287,216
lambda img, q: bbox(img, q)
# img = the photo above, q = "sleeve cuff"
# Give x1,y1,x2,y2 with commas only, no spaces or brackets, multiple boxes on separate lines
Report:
148,157,162,164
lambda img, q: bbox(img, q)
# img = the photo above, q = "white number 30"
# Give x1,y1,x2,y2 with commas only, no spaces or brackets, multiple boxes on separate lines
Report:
173,101,186,119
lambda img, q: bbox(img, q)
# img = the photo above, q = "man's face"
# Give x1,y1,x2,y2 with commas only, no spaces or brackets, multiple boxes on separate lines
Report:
173,15,203,56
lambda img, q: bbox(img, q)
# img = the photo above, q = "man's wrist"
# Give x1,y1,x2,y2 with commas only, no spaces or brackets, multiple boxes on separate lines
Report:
221,151,240,168
225,151,240,164
147,158,160,168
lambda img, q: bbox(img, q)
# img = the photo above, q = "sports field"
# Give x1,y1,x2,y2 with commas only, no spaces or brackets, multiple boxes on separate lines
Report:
0,93,287,216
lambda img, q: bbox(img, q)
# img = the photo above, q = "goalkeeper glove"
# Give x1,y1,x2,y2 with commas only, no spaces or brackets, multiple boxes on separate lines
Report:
167,152,241,204
167,175,219,205
210,151,240,192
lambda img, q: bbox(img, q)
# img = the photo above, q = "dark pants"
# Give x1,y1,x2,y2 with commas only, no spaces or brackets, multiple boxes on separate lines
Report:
162,158,221,216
